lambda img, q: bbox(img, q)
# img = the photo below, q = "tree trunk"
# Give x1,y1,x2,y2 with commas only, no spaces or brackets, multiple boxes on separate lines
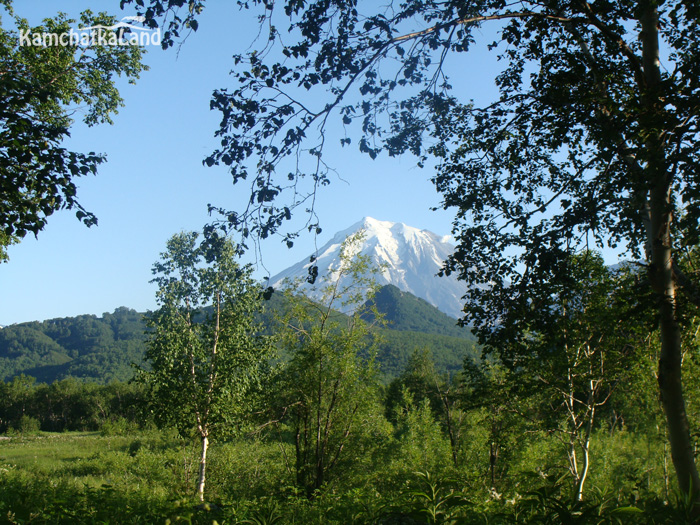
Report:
574,436,590,502
574,401,594,502
439,390,460,468
640,0,700,503
490,439,499,490
197,434,209,502
657,301,699,500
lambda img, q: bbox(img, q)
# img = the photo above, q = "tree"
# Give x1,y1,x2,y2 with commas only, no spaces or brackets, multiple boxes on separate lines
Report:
461,357,523,493
144,228,273,502
0,232,17,263
271,232,388,497
386,348,468,469
0,2,146,259
123,0,700,503
505,252,643,501
0,374,36,432
386,349,444,425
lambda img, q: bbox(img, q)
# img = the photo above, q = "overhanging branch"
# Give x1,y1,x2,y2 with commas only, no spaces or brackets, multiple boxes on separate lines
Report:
392,11,579,43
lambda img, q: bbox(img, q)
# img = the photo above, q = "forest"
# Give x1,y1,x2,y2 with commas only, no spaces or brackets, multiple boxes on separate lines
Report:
0,286,475,385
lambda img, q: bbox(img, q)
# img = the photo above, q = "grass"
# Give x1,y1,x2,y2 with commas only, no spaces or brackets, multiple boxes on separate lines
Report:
0,430,197,523
0,430,295,524
0,429,690,524
1,432,117,473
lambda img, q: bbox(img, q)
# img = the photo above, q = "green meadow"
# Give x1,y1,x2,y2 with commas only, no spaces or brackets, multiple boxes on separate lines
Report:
0,423,695,524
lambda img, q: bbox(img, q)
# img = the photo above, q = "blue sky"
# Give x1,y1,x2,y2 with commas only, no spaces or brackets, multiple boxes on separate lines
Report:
0,2,504,325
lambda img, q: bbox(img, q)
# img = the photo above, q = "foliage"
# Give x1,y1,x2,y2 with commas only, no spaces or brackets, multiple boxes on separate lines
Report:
116,0,698,295
375,328,477,381
119,0,700,500
270,231,391,496
386,349,445,424
0,288,473,384
502,252,645,501
10,414,40,435
0,410,696,523
499,473,643,524
365,285,472,340
0,375,151,433
0,3,146,259
144,228,273,500
393,394,453,476
0,231,17,263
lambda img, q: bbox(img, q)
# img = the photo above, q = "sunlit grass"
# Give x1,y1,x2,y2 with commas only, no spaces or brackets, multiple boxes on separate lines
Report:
0,432,129,473
0,429,686,524
0,430,195,523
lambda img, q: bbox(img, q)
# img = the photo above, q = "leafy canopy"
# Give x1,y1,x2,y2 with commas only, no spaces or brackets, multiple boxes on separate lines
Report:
0,2,146,259
121,0,700,311
144,229,273,441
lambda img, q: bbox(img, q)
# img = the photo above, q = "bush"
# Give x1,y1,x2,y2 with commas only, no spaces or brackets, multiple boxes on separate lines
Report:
11,415,40,436
100,417,139,437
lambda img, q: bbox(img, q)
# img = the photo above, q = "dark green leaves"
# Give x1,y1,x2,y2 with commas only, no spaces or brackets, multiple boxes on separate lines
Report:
0,6,146,255
144,228,273,442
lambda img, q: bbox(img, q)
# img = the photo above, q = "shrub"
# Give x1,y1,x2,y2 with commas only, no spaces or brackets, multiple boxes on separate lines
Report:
100,417,139,436
11,415,40,436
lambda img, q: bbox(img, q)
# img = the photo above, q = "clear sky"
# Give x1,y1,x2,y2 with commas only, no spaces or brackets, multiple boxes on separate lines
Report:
0,2,505,326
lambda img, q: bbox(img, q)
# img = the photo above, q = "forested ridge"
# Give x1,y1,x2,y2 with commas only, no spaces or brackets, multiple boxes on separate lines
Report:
0,285,477,384
0,307,148,384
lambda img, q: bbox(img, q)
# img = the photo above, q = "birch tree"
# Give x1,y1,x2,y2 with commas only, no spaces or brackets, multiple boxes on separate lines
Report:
512,252,643,501
145,229,273,502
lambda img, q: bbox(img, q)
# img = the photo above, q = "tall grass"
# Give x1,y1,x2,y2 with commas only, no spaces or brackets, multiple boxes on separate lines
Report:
0,429,693,524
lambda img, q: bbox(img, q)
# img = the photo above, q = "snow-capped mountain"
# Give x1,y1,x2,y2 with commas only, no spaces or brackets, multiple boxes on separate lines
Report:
267,217,468,318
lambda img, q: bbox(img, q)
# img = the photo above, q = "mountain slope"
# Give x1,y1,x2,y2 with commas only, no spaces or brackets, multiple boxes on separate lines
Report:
0,308,148,384
268,217,468,318
367,285,477,378
365,284,470,339
0,287,478,384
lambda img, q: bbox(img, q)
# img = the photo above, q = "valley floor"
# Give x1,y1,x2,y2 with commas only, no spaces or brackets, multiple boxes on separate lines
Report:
0,429,692,524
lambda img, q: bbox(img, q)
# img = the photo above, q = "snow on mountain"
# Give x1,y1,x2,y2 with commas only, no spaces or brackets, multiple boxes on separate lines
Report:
267,217,468,318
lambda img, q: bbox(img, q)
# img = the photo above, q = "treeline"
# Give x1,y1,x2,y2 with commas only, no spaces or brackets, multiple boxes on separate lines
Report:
5,233,698,521
0,338,690,521
1,323,698,523
0,376,149,434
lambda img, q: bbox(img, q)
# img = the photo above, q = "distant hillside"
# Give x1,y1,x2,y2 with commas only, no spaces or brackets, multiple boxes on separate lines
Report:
0,307,147,384
0,287,478,384
366,285,477,378
365,285,469,338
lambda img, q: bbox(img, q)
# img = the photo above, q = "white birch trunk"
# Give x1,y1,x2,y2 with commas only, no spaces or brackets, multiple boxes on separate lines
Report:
197,434,209,502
